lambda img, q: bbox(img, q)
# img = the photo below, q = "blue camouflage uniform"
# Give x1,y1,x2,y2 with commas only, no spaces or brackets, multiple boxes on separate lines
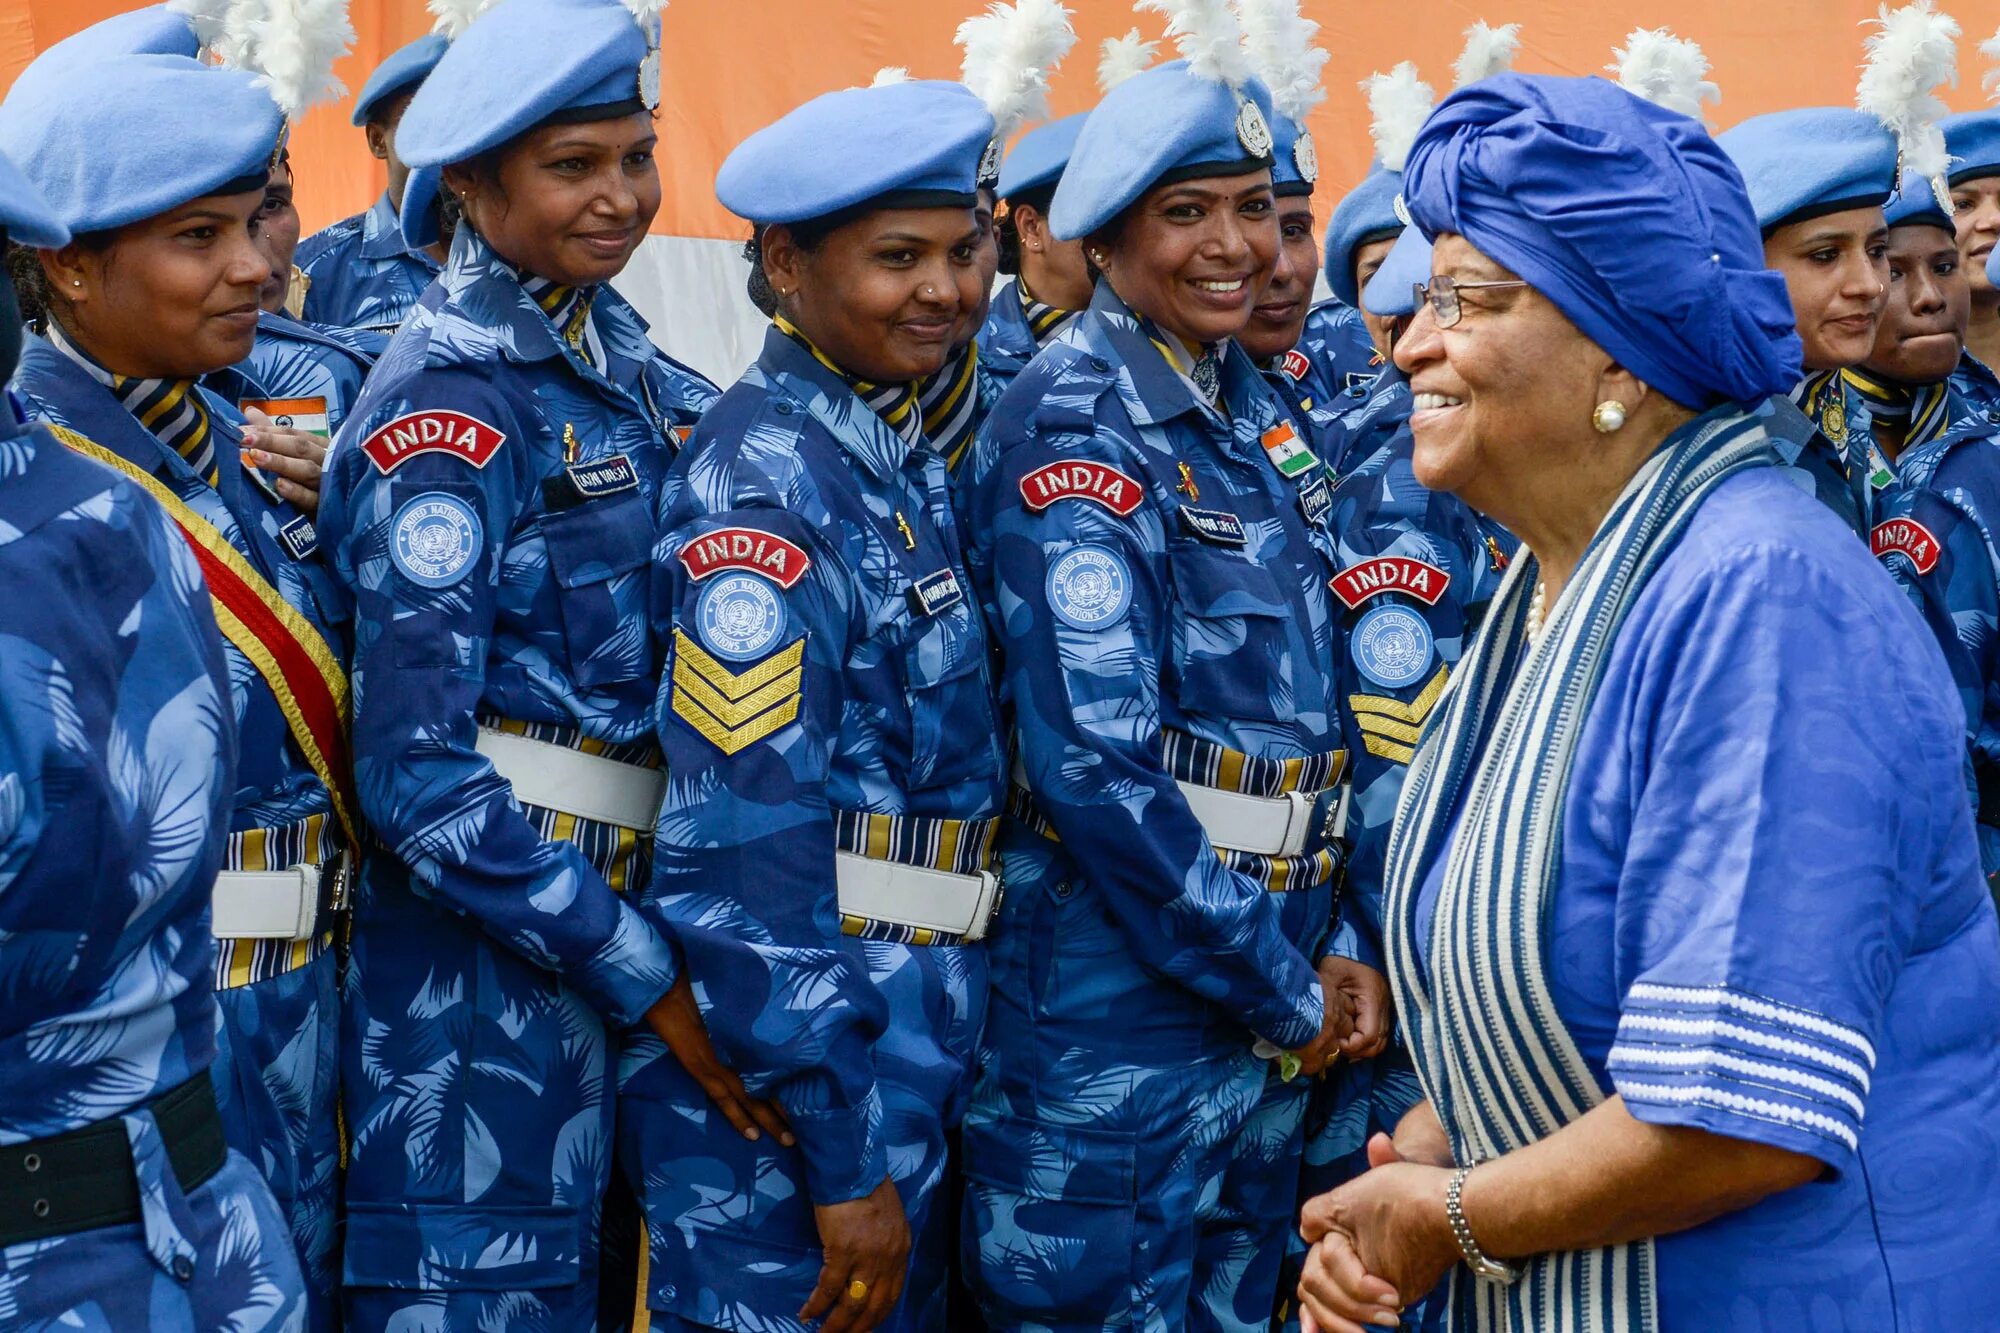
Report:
1256,311,1347,462
980,276,1083,392
297,192,441,336
960,277,1350,1330
1299,300,1380,404
1866,378,2000,887
210,312,389,445
0,393,309,1333
1760,369,1873,533
318,208,715,1326
1953,352,2000,421
629,320,1004,1331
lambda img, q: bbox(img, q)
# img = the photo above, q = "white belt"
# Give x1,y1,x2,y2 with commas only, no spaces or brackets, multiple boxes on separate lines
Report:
212,864,325,940
1013,759,1348,859
475,725,666,832
835,852,1001,943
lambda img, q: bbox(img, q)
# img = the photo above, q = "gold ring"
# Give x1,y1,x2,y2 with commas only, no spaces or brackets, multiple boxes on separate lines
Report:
847,1278,869,1303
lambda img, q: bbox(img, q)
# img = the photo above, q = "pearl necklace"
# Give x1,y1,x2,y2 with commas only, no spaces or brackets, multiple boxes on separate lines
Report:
1528,579,1549,643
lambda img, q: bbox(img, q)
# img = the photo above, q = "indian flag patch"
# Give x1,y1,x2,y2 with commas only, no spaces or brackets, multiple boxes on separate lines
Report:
1259,420,1318,480
240,396,330,438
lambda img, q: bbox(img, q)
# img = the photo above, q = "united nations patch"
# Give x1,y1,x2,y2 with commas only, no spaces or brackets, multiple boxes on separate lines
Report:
1351,602,1433,690
391,492,482,588
696,573,787,662
1236,99,1273,158
1046,544,1131,631
1293,131,1318,184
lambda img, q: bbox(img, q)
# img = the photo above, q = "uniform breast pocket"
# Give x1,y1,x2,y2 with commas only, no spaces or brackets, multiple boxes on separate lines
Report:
1169,544,1296,723
903,601,1001,791
539,491,653,689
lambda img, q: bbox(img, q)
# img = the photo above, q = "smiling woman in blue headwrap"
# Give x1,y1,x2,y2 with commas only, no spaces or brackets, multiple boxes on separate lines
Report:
1292,72,2000,1333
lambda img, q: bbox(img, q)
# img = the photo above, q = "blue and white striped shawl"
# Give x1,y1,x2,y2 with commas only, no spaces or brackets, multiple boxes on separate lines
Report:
1382,406,1781,1333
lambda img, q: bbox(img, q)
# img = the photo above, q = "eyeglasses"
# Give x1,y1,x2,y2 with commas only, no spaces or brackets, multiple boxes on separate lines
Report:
1411,274,1532,329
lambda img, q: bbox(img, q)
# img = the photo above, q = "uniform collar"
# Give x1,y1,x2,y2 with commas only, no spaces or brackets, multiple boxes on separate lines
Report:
361,190,431,264
15,333,246,491
436,230,647,392
758,323,929,486
1081,283,1268,435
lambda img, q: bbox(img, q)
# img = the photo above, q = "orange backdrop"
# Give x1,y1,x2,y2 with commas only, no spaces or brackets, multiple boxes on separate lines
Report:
5,0,1996,240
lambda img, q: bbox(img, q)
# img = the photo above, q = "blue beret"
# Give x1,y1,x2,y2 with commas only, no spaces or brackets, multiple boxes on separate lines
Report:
1716,108,1897,234
1884,185,1954,234
1361,225,1427,318
1404,73,1800,408
997,111,1086,199
717,81,994,226
1942,110,2000,188
0,54,281,236
1050,61,1279,241
398,0,656,248
1324,164,1403,307
0,147,69,248
4,6,199,110
1269,112,1318,197
352,33,449,127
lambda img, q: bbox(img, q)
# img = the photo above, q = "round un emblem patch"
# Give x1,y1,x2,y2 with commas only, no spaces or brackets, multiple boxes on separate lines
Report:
1236,99,1274,158
391,492,482,589
696,573,787,661
1046,544,1132,631
1352,603,1434,690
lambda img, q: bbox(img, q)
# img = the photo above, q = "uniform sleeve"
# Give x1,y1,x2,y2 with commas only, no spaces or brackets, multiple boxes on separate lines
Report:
1598,543,1953,1171
972,425,1324,1050
646,505,891,1207
325,371,678,1028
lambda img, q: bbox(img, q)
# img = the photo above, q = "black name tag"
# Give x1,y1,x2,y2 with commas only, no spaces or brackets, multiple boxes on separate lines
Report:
1299,475,1332,528
543,452,640,511
907,567,965,617
1178,505,1248,546
278,513,319,561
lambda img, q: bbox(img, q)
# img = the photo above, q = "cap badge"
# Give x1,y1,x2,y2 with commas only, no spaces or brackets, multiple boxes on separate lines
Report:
978,138,1002,187
638,49,661,111
1293,131,1318,185
1392,192,1412,228
1236,100,1273,158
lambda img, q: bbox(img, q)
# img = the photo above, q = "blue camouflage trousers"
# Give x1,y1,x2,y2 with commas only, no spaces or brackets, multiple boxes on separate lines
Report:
214,945,341,1333
338,857,621,1332
0,1120,307,1331
616,940,984,1333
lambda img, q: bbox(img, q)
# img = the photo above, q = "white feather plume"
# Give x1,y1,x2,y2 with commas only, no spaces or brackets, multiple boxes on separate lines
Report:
1098,28,1157,92
242,0,354,119
1981,26,2000,100
1234,0,1328,125
871,66,912,87
958,0,1077,142
1452,20,1520,89
169,0,259,67
620,0,665,20
1361,61,1434,173
426,0,495,40
1609,27,1720,121
1857,0,1961,210
1135,0,1253,89
166,0,236,59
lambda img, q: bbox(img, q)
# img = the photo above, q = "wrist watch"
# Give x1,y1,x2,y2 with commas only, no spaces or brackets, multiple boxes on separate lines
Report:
1447,1166,1523,1285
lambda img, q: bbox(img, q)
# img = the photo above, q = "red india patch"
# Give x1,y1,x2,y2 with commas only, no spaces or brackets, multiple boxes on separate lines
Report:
1281,349,1312,382
1019,460,1143,516
678,526,811,588
361,410,506,474
1871,517,1941,576
1331,556,1452,610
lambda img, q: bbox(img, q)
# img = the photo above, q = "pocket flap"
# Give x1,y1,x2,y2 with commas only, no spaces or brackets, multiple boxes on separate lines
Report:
1169,545,1286,620
960,1112,1136,1207
343,1200,583,1291
542,495,651,590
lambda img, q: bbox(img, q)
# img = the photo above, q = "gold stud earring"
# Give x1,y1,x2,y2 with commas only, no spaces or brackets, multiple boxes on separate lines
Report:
1592,400,1627,434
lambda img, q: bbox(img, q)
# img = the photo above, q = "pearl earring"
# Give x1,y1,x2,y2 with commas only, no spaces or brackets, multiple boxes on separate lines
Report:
71,279,81,288
1592,400,1627,434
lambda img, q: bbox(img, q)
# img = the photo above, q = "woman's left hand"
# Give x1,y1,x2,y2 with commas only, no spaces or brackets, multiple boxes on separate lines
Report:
241,406,328,516
1299,1162,1461,1320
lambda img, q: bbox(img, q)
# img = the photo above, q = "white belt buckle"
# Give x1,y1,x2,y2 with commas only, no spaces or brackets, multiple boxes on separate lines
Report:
212,862,322,940
1275,789,1314,859
962,868,1003,943
289,862,323,938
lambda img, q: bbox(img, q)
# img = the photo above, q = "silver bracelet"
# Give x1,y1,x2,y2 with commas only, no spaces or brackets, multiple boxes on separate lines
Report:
1446,1165,1523,1285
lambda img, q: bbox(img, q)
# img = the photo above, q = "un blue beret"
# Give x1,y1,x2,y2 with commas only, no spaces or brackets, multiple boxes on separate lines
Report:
1717,108,1897,234
1269,111,1318,197
0,54,281,236
1404,74,1800,408
997,112,1086,200
1361,224,1427,318
352,33,449,127
717,80,995,226
1324,165,1403,307
1883,186,1954,234
398,0,655,248
0,147,69,248
1050,61,1279,241
1942,110,2000,188
4,6,199,112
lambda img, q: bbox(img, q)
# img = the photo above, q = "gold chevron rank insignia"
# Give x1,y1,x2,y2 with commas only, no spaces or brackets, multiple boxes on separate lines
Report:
670,629,805,755
1349,664,1449,764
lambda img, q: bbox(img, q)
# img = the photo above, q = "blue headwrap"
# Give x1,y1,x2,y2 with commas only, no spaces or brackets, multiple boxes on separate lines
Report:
1401,73,1800,408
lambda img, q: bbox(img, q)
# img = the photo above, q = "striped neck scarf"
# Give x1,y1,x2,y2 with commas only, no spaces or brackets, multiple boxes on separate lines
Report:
917,339,981,471
1841,367,1951,456
775,314,923,445
1382,407,1780,1333
48,320,216,484
1018,276,1081,346
521,273,604,373
1144,320,1223,408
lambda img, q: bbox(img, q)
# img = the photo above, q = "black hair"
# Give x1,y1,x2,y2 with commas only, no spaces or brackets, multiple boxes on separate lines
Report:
7,231,113,334
739,218,846,317
994,182,1057,278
